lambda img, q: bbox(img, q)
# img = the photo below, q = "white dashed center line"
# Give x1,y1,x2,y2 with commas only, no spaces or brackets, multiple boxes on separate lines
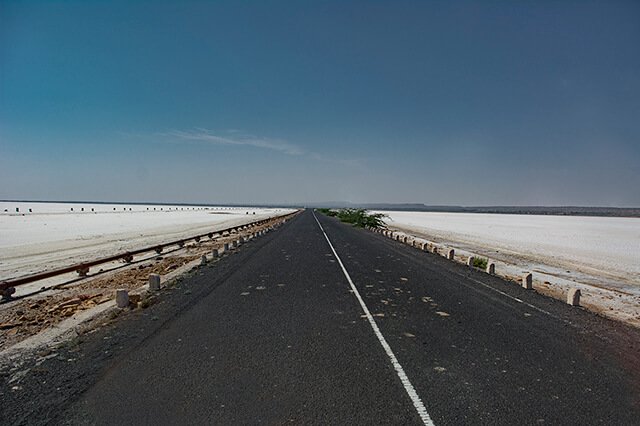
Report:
313,211,435,426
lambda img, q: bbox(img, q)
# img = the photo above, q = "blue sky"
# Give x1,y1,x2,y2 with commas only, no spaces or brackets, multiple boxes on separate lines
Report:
1,0,639,206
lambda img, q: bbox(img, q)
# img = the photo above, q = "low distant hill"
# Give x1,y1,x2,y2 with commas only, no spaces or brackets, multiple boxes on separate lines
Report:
306,202,640,218
5,199,637,217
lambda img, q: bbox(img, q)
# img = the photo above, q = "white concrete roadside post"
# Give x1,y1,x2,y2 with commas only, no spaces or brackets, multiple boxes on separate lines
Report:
115,289,129,308
148,274,161,291
447,249,455,260
467,256,475,267
486,262,496,275
523,273,533,289
567,288,581,306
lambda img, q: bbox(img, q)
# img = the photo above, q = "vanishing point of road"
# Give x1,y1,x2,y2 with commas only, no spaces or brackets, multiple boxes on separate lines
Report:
3,209,639,425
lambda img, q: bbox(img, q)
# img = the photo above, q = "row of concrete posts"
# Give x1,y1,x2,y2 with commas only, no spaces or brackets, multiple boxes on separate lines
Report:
365,226,581,307
115,224,276,308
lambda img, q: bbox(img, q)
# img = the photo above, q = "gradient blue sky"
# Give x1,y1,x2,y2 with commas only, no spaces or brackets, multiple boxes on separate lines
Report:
1,1,639,206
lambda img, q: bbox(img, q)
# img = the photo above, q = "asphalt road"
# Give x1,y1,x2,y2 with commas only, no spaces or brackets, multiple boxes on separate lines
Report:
2,209,639,425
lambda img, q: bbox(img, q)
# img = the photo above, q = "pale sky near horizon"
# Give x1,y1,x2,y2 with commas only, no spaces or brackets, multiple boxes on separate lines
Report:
1,1,639,207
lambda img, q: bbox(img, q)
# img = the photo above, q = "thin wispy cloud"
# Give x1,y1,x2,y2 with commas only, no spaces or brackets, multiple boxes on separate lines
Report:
166,128,304,156
161,128,366,168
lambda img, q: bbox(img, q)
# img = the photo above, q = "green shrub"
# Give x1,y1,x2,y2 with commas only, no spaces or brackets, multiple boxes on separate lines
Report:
317,208,338,217
472,257,488,270
318,208,386,228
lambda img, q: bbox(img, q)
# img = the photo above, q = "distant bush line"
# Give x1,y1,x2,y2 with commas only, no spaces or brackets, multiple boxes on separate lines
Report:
317,208,387,229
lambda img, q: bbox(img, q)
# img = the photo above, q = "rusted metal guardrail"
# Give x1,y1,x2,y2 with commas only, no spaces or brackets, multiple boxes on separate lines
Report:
0,211,299,300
